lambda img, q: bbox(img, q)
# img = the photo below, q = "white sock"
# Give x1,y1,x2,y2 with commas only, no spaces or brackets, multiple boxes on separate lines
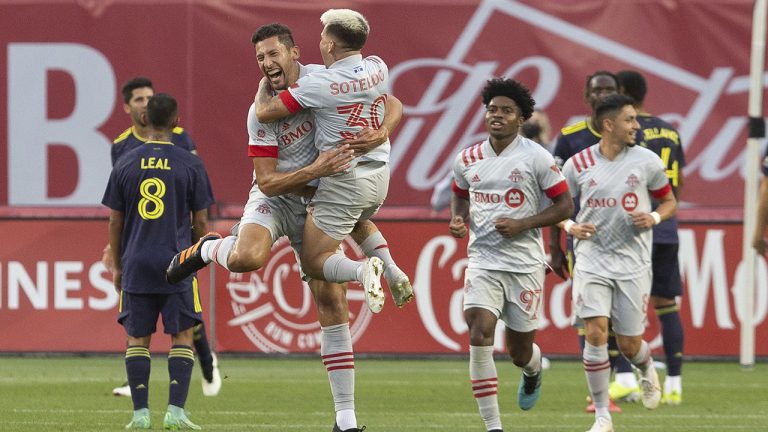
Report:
629,340,652,373
583,342,611,416
323,254,363,283
201,236,236,271
469,345,502,431
321,324,356,429
665,375,682,393
616,371,638,388
522,343,542,376
358,231,395,269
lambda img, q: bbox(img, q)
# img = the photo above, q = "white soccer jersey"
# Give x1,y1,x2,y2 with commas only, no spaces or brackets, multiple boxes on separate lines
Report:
248,63,325,178
453,136,568,273
562,144,671,279
280,54,390,164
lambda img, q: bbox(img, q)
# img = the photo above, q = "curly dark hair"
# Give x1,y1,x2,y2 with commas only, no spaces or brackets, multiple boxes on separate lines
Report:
481,78,536,120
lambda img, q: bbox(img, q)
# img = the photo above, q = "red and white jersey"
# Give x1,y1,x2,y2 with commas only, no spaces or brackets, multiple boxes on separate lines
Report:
280,54,390,164
248,63,325,182
562,143,671,279
453,136,568,273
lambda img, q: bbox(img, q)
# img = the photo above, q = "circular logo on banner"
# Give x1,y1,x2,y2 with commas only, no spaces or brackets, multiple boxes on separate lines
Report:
226,237,372,353
504,188,525,208
622,192,639,211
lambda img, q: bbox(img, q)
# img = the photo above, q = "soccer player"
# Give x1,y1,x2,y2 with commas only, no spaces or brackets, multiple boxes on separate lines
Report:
753,140,768,255
166,23,408,432
108,77,221,398
618,70,686,405
253,9,396,314
560,94,676,432
103,93,215,430
450,78,573,431
550,71,638,410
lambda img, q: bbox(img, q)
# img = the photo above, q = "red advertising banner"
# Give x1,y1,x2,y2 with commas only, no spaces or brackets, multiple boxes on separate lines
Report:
0,219,764,356
0,0,764,213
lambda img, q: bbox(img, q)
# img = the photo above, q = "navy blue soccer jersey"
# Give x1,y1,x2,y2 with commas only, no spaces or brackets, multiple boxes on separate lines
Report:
636,114,685,244
552,119,601,169
112,126,196,166
102,141,215,294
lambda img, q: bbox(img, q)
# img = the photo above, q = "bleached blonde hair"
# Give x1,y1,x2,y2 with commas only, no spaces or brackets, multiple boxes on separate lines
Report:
320,9,369,50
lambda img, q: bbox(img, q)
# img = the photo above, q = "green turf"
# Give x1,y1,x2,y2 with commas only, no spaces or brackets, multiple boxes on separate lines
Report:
0,356,766,431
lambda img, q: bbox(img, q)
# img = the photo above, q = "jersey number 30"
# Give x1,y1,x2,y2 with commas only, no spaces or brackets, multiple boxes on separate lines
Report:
138,177,166,220
336,95,387,139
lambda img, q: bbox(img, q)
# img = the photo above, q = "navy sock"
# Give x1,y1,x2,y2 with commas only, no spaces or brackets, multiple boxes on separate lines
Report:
656,304,684,376
168,345,195,408
193,323,214,382
125,346,151,411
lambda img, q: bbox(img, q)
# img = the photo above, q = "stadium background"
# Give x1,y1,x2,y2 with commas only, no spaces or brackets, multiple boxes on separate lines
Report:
0,0,765,357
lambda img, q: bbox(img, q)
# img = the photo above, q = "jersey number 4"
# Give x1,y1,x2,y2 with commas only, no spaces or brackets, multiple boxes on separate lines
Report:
336,95,387,139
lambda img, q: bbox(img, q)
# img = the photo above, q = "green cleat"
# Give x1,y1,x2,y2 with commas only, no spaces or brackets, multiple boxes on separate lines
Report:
163,406,201,430
517,370,542,410
125,408,151,429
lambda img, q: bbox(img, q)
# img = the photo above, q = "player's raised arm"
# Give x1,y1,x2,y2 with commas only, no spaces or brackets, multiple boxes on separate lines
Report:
254,77,294,122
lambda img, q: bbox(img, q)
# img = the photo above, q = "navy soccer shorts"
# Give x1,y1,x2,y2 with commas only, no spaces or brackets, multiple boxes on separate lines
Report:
651,243,683,299
118,289,202,337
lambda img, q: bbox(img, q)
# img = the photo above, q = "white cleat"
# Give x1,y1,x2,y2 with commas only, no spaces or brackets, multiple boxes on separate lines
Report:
586,416,614,432
639,363,662,410
384,266,414,308
112,382,131,397
361,257,385,313
202,353,222,396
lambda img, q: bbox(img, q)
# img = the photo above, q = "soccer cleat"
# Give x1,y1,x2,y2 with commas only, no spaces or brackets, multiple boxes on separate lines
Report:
361,257,385,313
517,371,542,410
163,409,201,430
608,381,641,403
202,353,222,397
585,416,614,432
332,424,366,432
585,397,622,413
662,390,682,405
384,266,414,307
639,365,662,409
125,408,151,429
113,381,131,397
166,232,221,284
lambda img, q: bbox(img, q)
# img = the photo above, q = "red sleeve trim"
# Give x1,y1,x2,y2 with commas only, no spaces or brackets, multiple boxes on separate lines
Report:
279,90,303,114
248,145,278,158
544,180,569,199
452,180,469,199
650,183,672,199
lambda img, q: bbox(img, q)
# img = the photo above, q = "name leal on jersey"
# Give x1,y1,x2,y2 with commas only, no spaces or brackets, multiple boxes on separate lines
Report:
141,157,170,170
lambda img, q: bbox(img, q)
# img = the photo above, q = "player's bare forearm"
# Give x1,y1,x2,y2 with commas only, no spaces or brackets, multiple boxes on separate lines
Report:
655,190,677,221
383,94,403,134
254,148,353,197
449,194,470,238
519,191,575,232
254,78,291,123
191,209,209,242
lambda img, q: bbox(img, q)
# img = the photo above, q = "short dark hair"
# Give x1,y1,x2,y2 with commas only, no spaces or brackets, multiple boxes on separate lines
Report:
617,70,647,104
121,76,153,104
146,93,177,130
584,70,618,98
481,78,536,120
251,23,295,48
593,94,635,132
325,23,367,51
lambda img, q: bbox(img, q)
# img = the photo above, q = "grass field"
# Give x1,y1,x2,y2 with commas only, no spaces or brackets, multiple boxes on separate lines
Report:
0,356,766,431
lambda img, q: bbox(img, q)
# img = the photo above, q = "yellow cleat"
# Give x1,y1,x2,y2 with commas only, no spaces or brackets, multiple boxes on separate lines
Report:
662,390,682,405
608,381,641,402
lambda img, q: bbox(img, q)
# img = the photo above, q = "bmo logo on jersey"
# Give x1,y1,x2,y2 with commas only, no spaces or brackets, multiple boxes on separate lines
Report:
504,188,525,208
225,237,372,353
279,120,314,147
622,192,639,212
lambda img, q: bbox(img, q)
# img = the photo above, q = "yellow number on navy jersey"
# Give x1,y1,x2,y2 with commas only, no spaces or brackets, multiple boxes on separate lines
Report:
138,177,166,220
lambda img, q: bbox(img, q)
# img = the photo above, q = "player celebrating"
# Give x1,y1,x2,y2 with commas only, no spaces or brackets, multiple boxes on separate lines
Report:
560,94,677,432
450,78,573,431
253,9,396,314
103,93,214,430
166,23,409,432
